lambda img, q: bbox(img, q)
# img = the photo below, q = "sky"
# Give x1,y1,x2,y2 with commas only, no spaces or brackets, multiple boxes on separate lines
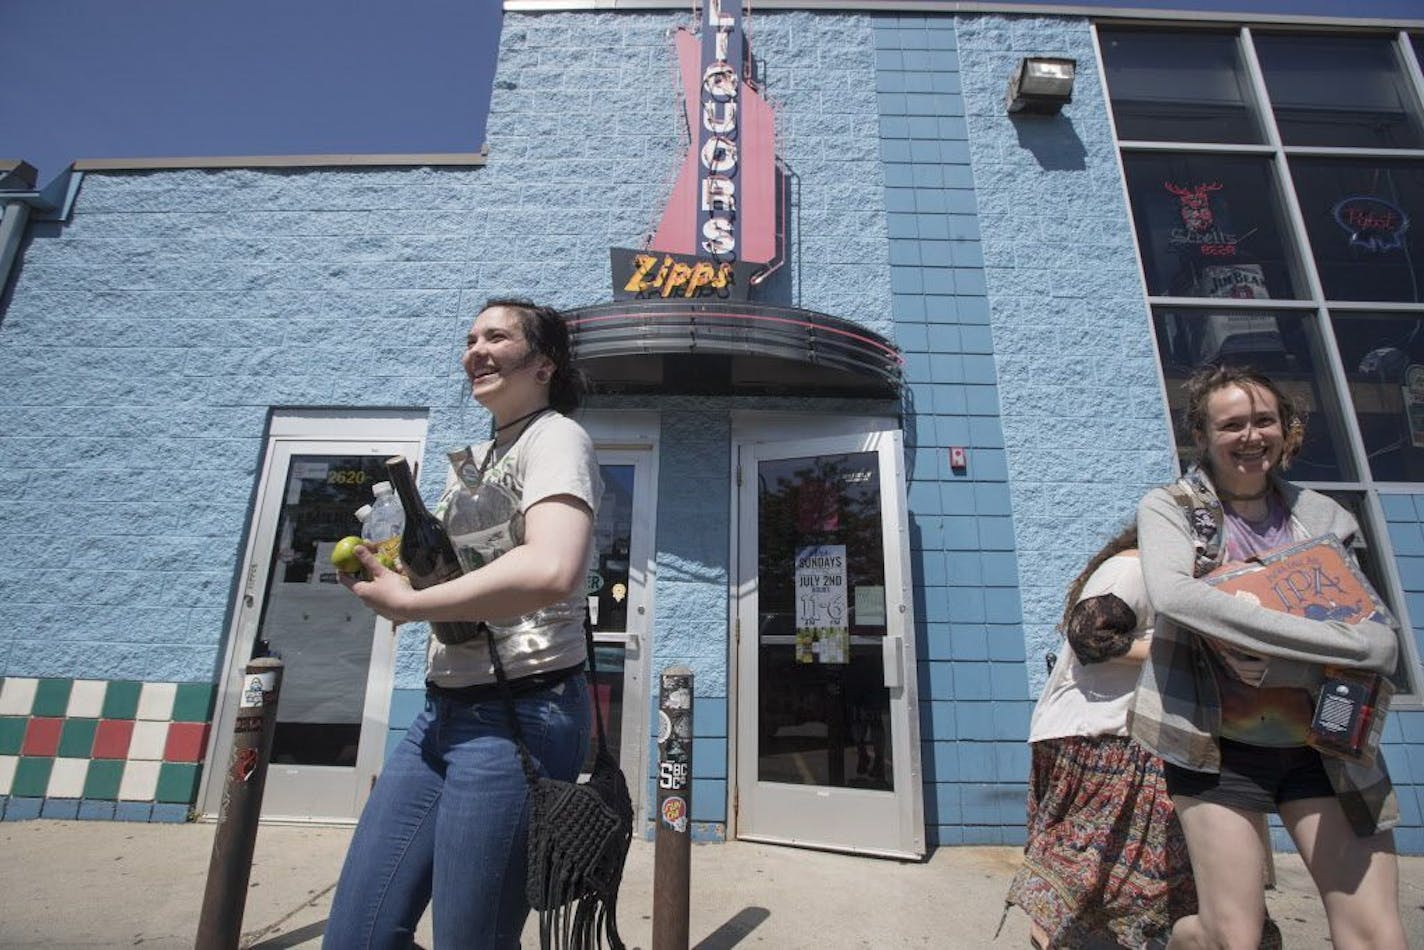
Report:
0,0,504,186
2,0,1418,189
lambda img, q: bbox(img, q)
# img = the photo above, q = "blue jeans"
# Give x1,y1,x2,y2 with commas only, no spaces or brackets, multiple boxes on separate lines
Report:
324,675,591,949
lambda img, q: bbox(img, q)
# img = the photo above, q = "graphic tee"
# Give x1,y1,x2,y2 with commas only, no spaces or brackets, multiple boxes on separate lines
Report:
1030,554,1153,742
426,411,603,687
1215,493,1314,745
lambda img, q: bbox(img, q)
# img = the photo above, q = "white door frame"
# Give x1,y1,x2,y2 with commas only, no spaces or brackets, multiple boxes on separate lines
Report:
198,410,428,823
728,413,925,858
580,410,659,825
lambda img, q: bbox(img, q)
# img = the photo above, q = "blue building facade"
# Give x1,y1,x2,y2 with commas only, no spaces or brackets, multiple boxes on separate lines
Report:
1,3,1422,856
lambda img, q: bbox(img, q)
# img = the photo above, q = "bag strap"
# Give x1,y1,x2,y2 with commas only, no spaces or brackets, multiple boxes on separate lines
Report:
485,604,613,790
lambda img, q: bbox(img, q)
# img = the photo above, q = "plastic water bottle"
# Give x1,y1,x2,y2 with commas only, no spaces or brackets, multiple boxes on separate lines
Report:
362,481,405,570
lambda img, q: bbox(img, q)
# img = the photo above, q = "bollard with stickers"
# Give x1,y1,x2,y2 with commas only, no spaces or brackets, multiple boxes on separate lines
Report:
196,656,284,950
653,665,693,950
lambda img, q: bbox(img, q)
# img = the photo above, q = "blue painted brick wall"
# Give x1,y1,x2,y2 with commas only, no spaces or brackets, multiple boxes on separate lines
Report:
1375,494,1424,853
874,14,1030,846
954,13,1176,689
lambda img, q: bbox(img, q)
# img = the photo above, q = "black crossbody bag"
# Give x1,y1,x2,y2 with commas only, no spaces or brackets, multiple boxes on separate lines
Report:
484,612,633,950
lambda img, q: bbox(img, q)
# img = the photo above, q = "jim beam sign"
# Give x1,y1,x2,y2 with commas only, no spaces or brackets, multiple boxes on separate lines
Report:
615,0,776,301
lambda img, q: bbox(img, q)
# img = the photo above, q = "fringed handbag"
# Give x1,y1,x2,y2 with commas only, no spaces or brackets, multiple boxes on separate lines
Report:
486,612,633,950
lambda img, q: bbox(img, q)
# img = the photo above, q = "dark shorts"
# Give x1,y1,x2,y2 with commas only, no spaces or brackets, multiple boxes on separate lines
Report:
1163,738,1335,812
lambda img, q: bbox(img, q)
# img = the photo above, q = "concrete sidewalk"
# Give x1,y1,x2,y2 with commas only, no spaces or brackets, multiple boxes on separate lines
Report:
1,820,1421,948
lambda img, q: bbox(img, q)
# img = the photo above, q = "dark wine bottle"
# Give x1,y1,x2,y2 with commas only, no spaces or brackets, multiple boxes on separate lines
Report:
385,455,483,645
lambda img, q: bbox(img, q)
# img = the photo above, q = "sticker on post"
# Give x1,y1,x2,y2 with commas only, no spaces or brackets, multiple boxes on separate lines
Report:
657,710,673,744
240,672,276,708
661,795,688,833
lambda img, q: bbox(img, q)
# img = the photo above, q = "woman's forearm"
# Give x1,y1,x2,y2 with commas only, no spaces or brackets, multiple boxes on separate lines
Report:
407,543,583,623
1138,490,1397,672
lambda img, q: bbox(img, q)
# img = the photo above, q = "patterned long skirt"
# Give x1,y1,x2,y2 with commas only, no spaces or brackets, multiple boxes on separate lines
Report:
1004,736,1197,949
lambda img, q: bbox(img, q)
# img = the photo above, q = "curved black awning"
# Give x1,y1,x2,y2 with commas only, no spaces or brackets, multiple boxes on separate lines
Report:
566,299,902,399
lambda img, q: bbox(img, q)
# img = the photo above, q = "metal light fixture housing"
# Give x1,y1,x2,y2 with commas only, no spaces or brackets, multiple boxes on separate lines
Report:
1006,56,1077,116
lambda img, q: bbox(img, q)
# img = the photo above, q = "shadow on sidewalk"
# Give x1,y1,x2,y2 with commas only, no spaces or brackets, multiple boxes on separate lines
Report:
248,919,327,948
693,906,771,949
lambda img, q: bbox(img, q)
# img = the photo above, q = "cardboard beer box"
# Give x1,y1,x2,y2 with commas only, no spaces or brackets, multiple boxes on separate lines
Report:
1203,534,1394,765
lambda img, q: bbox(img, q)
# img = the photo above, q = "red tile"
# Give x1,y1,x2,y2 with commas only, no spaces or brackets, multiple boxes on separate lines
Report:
163,722,210,763
92,719,135,759
21,717,62,756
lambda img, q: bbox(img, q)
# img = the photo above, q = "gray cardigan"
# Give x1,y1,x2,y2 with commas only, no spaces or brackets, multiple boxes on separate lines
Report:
1128,466,1400,836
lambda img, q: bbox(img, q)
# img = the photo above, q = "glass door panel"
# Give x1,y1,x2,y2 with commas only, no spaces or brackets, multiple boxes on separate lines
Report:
257,454,389,769
756,452,892,791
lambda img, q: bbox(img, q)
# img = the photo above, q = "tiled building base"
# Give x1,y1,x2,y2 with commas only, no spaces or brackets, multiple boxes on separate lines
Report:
0,677,215,822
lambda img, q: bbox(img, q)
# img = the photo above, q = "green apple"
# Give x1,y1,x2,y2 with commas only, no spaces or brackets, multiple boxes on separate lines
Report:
330,536,365,575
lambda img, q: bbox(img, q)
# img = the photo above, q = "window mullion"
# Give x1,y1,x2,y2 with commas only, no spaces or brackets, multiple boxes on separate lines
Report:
1241,29,1377,491
1396,31,1424,126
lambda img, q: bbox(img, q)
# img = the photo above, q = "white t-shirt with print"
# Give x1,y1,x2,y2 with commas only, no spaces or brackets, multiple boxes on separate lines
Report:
426,411,603,687
1029,554,1153,742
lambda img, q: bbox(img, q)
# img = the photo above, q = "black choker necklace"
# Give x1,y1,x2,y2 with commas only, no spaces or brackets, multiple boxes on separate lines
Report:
494,406,551,433
1219,485,1271,502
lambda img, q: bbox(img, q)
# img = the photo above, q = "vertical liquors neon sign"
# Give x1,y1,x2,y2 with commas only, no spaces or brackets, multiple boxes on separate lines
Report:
698,0,742,260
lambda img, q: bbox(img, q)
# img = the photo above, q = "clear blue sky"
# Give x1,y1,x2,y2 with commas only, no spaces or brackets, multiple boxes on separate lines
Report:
2,0,1418,188
1,0,504,186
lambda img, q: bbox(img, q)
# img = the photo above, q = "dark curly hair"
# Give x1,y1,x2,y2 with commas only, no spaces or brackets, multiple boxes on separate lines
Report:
1182,364,1304,470
481,297,589,414
1061,522,1140,665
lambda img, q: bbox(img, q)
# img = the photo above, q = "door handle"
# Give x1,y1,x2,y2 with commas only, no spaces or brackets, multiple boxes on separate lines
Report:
626,633,641,658
882,635,903,690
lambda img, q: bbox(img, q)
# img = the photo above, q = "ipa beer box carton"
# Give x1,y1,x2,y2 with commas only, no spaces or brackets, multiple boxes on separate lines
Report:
1204,534,1394,765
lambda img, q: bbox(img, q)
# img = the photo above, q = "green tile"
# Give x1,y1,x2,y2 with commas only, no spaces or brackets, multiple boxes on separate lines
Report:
13,757,54,798
83,759,125,800
172,683,216,723
0,717,25,755
32,679,73,717
58,719,98,758
155,762,200,804
100,680,141,719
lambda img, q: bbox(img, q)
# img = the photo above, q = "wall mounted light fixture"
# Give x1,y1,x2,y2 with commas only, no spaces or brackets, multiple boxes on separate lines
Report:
1005,57,1076,116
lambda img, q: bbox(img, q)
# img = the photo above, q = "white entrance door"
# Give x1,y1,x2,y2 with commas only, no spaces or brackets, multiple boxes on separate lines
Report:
734,429,925,858
200,411,425,822
582,412,659,824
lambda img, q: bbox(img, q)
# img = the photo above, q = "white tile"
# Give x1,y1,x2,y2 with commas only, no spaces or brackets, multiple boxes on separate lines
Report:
128,720,169,761
0,678,38,716
47,758,89,798
66,680,107,719
0,755,16,795
118,760,160,801
136,682,177,721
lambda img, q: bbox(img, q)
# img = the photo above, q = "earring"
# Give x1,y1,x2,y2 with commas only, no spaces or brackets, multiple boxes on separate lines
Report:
536,371,551,384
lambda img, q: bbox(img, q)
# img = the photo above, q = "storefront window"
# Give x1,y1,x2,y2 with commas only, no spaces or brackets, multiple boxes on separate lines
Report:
1290,158,1424,303
1255,34,1424,149
1330,312,1424,482
1100,29,1264,143
1124,153,1305,299
1152,308,1353,480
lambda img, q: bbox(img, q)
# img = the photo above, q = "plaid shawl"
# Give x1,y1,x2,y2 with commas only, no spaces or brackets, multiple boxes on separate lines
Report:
1127,467,1399,838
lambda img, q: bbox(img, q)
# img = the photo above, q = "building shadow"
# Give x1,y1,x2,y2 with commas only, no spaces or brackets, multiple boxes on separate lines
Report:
1011,115,1088,172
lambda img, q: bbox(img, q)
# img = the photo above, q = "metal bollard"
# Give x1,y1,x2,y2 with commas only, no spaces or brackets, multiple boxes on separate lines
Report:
195,657,284,950
652,666,693,950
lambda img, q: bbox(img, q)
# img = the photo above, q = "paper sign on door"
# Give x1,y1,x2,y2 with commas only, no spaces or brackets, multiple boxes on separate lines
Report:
795,544,849,664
